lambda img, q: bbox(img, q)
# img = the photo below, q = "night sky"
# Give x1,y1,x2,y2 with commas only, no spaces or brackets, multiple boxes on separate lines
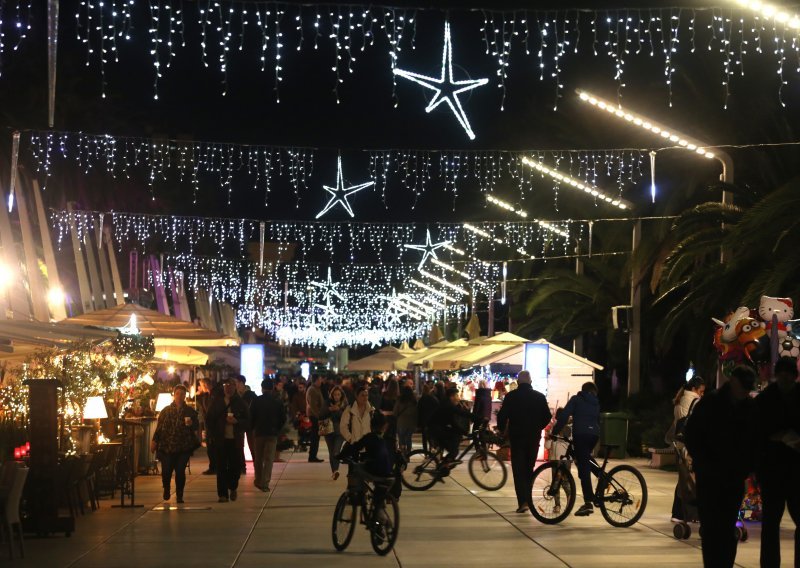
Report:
2,0,799,226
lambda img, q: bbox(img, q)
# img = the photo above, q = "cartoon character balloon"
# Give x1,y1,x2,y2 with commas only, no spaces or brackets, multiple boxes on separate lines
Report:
713,311,766,363
759,296,798,358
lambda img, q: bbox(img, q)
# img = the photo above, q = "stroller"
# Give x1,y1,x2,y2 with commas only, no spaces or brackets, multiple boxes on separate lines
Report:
672,441,699,540
294,413,313,452
672,442,749,542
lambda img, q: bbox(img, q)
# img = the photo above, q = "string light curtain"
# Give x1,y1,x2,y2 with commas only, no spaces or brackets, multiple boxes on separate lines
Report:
53,3,800,108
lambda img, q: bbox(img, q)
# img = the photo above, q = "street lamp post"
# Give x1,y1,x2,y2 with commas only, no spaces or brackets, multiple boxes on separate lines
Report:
576,89,735,390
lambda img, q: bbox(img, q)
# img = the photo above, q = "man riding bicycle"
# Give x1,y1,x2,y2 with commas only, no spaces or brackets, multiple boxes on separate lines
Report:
427,387,472,470
552,381,601,517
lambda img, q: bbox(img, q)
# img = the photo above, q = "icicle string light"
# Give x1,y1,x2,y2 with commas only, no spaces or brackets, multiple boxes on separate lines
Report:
54,3,800,108
27,130,646,208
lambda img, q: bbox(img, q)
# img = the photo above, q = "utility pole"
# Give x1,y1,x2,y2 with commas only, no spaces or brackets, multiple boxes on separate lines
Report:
573,242,584,356
627,220,642,397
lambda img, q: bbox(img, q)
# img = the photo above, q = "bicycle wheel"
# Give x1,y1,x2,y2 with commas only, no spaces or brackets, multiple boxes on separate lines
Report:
530,461,576,524
468,450,508,491
598,464,648,528
332,492,357,551
400,450,439,491
370,493,400,556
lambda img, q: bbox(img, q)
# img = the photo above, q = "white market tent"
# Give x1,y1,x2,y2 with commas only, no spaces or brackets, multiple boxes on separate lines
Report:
391,339,469,372
346,344,418,372
432,336,604,410
426,332,529,371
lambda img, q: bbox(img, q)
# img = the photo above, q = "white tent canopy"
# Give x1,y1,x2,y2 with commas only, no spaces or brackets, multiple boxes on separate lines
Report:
391,339,469,371
347,345,417,372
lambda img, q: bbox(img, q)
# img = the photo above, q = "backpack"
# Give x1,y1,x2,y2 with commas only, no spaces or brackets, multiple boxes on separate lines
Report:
673,398,699,443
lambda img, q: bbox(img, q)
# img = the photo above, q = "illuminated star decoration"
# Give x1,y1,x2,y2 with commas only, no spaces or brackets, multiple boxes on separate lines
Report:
382,289,405,326
404,229,451,269
310,267,345,318
315,155,374,219
393,21,489,140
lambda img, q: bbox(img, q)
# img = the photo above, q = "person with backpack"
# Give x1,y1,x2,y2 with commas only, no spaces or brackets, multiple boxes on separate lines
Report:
552,382,600,517
341,386,373,445
666,375,706,522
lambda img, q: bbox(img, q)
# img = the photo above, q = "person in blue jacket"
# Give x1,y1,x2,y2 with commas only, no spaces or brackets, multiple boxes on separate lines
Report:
552,381,601,517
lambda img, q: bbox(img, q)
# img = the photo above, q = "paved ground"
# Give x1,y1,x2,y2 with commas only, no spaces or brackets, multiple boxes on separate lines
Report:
7,444,796,567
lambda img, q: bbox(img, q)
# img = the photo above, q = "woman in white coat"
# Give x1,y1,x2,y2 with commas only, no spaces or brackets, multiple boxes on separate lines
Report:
669,375,706,522
340,386,374,444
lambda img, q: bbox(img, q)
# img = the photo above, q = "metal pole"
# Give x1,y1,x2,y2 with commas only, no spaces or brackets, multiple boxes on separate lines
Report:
573,242,584,356
627,220,642,397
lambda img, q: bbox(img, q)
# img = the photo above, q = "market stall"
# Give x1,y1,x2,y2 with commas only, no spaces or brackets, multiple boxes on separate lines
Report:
346,344,417,372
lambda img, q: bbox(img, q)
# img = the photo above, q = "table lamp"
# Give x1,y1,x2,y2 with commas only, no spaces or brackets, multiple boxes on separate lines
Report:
155,392,173,413
83,396,108,449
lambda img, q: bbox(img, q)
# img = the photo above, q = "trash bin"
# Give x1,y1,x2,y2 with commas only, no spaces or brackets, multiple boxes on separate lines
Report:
599,412,629,459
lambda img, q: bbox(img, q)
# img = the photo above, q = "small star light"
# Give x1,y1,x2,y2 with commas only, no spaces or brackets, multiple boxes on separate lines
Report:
394,21,488,140
404,229,451,269
310,266,345,306
315,155,374,219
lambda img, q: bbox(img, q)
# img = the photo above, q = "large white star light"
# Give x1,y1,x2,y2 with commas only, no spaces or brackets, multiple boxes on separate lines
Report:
404,229,451,269
316,156,374,219
394,22,488,140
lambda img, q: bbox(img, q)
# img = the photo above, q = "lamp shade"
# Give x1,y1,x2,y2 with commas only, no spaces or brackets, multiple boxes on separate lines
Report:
84,396,108,420
155,392,173,412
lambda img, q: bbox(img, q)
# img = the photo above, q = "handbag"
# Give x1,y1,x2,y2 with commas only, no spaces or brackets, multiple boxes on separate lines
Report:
318,417,334,436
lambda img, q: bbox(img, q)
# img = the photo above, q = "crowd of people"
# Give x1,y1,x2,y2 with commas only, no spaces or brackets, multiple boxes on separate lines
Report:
149,362,799,568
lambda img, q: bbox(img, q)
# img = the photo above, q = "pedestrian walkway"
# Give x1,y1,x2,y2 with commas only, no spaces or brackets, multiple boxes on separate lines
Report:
8,446,795,567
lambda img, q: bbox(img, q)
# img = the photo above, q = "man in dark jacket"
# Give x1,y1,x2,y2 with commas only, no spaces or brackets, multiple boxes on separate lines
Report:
428,387,471,466
756,357,800,568
552,381,600,517
416,383,439,453
206,377,250,502
685,365,758,568
250,379,287,492
472,379,493,425
497,371,552,513
236,374,258,474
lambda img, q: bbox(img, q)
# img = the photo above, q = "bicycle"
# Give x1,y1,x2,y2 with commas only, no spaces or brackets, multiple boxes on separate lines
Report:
400,422,507,491
530,435,647,528
331,459,400,556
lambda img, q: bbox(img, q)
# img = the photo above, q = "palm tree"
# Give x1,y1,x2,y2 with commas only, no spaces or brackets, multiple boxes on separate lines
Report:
651,177,800,376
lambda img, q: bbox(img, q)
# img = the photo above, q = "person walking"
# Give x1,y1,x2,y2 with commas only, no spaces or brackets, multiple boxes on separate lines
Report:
472,379,493,425
250,379,287,492
196,378,218,475
417,383,439,453
236,374,258,474
206,377,250,502
306,374,325,463
666,375,705,522
685,365,758,568
497,370,552,514
394,386,418,454
756,357,800,568
341,386,373,445
552,381,600,517
150,385,199,503
324,385,347,480
381,378,400,450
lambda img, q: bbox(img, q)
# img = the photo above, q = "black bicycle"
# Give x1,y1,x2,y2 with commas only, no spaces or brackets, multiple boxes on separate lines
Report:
400,422,507,491
331,459,400,556
530,435,647,527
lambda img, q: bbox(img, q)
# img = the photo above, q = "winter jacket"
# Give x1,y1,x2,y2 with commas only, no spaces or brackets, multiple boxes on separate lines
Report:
152,402,199,454
554,390,599,438
756,382,800,480
472,387,493,423
340,402,374,443
496,383,552,442
394,397,418,433
685,383,759,482
306,384,325,418
416,393,439,429
250,392,287,437
205,393,250,444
